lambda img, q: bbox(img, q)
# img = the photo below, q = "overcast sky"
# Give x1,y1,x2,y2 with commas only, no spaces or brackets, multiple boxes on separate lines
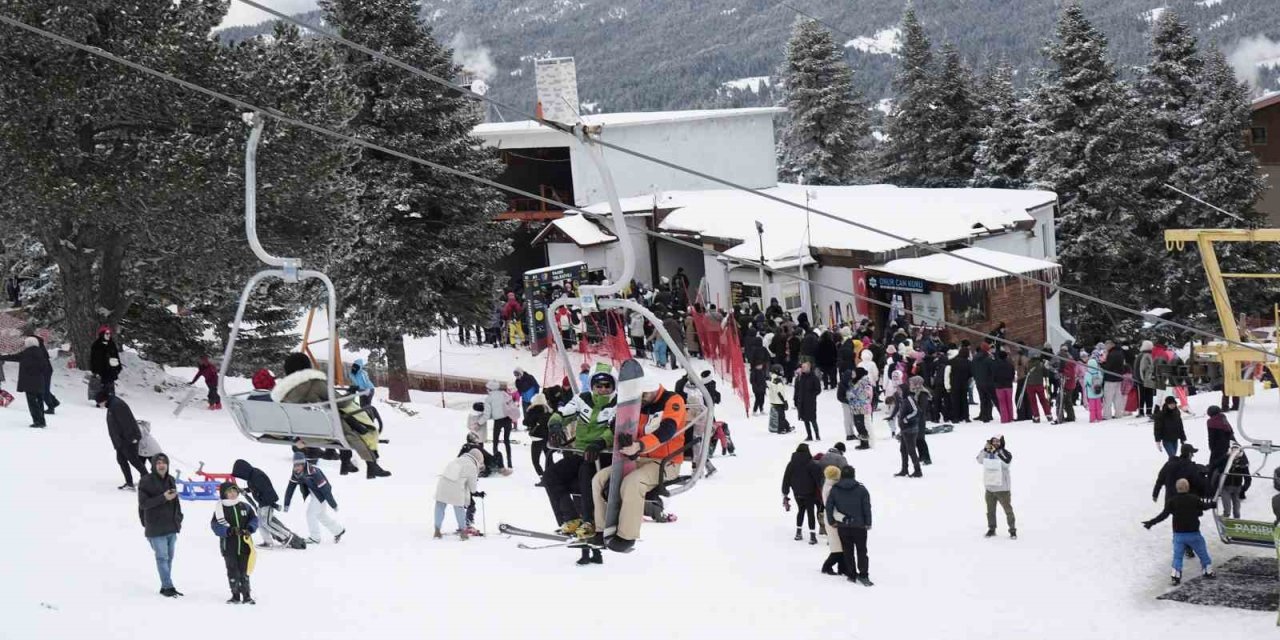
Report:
219,0,319,29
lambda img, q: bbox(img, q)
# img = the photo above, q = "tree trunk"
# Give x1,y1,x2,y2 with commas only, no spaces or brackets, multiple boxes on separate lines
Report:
55,246,100,371
385,334,411,402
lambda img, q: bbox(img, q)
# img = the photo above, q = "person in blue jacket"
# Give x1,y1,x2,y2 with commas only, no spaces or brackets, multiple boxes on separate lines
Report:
513,367,540,415
284,452,345,544
349,358,375,408
210,482,259,604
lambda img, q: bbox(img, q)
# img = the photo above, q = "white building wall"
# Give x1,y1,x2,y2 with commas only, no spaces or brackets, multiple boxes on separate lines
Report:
810,264,857,325
703,254,731,310
580,115,778,206
546,242,586,268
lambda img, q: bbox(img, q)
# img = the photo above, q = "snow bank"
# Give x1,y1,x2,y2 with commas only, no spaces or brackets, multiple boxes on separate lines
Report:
844,27,902,57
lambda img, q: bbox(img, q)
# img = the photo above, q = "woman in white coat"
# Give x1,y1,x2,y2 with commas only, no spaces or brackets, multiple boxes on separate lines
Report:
434,448,485,540
819,464,844,575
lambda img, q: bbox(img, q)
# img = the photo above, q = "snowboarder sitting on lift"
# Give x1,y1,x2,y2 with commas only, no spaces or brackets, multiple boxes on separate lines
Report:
273,352,390,479
544,366,617,565
210,482,259,604
587,377,687,554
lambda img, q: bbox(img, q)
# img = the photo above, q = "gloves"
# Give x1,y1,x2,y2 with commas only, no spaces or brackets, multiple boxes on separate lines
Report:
471,491,486,499
783,496,791,512
1142,521,1154,530
615,432,634,449
583,441,605,463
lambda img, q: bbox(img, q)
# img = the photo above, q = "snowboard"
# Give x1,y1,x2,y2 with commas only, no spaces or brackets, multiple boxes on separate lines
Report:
603,359,646,541
498,523,571,543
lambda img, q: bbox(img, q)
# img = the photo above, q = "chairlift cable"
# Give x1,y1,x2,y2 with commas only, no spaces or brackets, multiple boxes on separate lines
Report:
227,0,1274,359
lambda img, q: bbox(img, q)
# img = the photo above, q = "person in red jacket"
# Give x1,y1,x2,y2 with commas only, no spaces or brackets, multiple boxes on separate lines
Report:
501,292,525,347
189,355,220,410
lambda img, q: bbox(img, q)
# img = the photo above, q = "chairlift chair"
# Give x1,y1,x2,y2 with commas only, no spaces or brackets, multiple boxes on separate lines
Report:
217,113,355,450
1208,398,1279,548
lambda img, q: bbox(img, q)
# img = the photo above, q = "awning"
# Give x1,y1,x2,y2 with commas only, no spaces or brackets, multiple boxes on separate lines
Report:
869,247,1059,287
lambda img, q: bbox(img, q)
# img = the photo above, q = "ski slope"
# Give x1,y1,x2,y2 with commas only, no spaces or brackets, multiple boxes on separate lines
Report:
4,347,1277,639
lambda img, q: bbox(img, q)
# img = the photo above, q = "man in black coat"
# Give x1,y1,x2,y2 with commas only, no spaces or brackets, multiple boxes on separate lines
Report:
103,392,148,489
138,453,184,597
23,327,59,414
0,336,51,428
1101,340,1126,419
948,347,973,423
90,326,124,404
826,465,874,586
971,344,995,422
1153,443,1205,502
793,361,822,441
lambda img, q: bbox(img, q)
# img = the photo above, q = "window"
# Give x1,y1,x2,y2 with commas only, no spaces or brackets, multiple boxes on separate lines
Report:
1252,127,1268,146
782,282,803,312
949,288,988,325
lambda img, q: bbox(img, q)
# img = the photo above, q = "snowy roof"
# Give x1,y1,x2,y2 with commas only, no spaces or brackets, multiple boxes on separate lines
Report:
583,184,1056,263
473,107,784,137
868,247,1059,286
534,214,617,247
1252,92,1280,111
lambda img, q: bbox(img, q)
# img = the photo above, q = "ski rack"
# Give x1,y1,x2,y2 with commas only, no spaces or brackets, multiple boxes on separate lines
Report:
218,113,349,449
543,123,716,497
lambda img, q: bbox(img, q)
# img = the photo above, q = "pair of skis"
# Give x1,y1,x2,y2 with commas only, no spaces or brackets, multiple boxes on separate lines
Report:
498,524,595,550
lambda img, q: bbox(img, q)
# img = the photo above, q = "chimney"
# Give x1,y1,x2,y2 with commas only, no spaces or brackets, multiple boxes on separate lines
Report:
534,57,580,125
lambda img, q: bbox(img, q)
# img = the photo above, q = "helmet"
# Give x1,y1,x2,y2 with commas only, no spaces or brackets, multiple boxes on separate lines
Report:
589,371,616,390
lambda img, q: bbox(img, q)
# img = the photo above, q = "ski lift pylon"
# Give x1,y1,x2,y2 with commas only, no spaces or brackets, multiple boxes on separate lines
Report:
217,113,354,450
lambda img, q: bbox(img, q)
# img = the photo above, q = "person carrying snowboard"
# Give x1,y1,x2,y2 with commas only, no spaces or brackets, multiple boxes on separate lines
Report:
210,482,259,604
188,355,220,410
543,367,617,565
587,376,687,553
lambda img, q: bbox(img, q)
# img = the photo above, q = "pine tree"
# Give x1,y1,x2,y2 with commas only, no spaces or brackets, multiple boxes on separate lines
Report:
879,6,937,186
927,44,981,187
776,17,870,185
322,0,512,400
1026,2,1170,340
972,60,1029,188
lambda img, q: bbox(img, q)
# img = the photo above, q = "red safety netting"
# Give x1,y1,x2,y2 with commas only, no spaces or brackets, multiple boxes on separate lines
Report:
541,309,633,390
690,307,749,414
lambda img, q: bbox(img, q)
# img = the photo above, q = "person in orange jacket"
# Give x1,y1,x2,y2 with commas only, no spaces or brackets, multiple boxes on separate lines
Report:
588,376,687,553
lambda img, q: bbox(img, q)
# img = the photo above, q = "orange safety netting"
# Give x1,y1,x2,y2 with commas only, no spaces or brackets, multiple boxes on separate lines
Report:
541,309,633,389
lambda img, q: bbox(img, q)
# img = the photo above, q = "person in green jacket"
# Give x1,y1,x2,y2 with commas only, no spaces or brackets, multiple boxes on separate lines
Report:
542,367,617,566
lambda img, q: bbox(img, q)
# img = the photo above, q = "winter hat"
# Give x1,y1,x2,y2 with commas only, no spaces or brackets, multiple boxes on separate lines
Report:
1140,340,1153,352
292,451,306,465
823,465,841,481
22,336,38,348
513,367,524,377
795,443,811,456
886,345,897,355
97,325,111,336
1207,405,1222,417
529,393,548,409
218,481,240,499
1163,396,1177,407
840,466,857,480
908,375,925,391
251,368,276,391
833,441,847,453
466,448,485,469
283,352,313,376
471,401,485,412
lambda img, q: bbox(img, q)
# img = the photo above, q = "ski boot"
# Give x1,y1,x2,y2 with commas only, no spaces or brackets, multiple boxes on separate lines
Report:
227,578,241,604
574,522,597,544
366,460,391,479
339,460,359,476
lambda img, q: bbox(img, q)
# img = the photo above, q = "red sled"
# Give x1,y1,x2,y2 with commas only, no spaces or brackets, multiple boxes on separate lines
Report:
0,389,13,408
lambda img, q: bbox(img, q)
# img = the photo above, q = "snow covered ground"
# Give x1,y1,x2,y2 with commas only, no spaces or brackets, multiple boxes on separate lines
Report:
5,345,1279,639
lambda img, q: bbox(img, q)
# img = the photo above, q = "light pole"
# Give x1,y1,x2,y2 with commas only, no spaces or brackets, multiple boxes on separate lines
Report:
755,220,767,310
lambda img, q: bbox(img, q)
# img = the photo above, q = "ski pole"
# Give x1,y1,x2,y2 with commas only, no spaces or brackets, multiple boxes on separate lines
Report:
479,496,487,535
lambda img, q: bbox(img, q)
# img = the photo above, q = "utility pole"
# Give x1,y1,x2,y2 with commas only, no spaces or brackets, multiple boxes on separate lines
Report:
756,220,767,309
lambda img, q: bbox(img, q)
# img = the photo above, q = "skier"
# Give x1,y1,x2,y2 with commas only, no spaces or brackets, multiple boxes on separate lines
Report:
1152,396,1186,458
138,452,183,597
230,459,292,549
978,435,1016,539
0,336,51,428
102,390,148,490
819,464,845,576
587,376,688,553
825,466,874,586
794,360,822,441
283,451,345,545
782,443,823,545
766,365,792,434
90,325,123,404
1142,478,1216,585
434,448,485,540
210,482,259,604
543,368,616,565
513,367,540,415
273,353,390,479
188,355,220,410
